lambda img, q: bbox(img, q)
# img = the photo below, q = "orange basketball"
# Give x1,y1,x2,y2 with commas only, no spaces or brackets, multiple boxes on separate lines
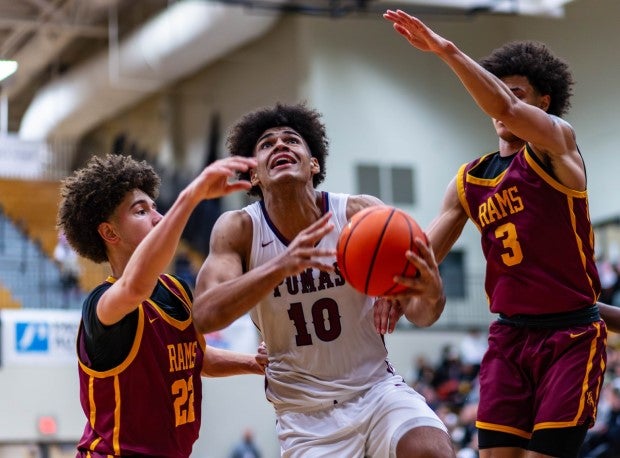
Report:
336,205,425,296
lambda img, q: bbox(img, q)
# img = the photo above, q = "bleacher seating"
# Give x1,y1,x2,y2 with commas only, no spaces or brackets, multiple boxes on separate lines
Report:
0,285,20,309
0,178,61,257
0,179,87,308
0,178,110,306
0,209,78,308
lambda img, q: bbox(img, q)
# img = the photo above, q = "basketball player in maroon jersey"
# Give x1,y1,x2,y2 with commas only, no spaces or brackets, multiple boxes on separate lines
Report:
385,9,617,458
58,154,266,458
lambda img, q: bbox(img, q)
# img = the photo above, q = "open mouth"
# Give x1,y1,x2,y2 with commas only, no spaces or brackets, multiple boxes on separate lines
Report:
270,153,297,169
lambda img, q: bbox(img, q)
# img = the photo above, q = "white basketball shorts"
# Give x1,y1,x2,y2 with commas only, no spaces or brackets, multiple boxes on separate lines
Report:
275,375,448,458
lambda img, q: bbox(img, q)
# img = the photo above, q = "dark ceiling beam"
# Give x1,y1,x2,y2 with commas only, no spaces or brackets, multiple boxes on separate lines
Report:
207,0,491,18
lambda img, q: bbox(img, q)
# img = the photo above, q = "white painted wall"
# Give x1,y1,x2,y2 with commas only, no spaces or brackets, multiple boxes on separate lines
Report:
0,366,81,442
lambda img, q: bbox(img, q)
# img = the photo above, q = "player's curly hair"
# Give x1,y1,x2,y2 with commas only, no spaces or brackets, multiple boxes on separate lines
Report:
226,102,329,198
479,41,574,117
57,154,160,263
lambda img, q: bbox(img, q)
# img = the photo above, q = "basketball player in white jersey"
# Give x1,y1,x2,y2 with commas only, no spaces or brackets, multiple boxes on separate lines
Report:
193,103,454,457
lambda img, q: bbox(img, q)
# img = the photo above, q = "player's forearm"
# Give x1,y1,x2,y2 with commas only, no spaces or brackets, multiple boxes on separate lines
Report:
404,293,446,328
120,190,198,295
437,42,516,120
193,262,286,334
202,347,264,377
598,302,620,334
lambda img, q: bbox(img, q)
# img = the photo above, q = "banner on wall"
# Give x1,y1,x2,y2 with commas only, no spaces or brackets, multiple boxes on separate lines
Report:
0,134,50,179
0,309,81,367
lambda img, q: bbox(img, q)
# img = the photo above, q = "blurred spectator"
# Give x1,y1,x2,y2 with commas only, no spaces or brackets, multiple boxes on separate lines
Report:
409,354,436,387
432,344,468,407
459,328,487,379
229,428,261,458
455,430,478,458
53,231,81,302
173,251,197,289
597,257,619,305
453,378,480,457
606,334,620,377
579,377,620,457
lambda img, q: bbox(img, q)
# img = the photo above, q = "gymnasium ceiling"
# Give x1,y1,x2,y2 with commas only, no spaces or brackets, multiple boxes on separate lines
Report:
0,0,576,142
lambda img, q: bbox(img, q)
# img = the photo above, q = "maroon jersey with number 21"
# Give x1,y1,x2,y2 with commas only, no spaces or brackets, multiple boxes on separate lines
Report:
76,274,205,458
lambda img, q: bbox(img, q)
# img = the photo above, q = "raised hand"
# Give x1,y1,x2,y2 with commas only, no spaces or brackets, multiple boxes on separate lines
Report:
373,297,404,335
382,236,446,327
255,341,269,373
276,212,336,277
190,156,257,201
383,9,450,54
392,236,443,302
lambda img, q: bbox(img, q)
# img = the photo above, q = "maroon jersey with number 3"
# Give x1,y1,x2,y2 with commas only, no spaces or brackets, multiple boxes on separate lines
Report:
457,145,600,316
76,274,205,458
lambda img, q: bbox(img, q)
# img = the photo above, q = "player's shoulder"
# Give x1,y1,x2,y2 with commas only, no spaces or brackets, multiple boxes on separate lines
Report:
212,209,253,238
346,194,384,221
207,209,254,260
218,207,252,223
549,114,577,139
549,113,572,128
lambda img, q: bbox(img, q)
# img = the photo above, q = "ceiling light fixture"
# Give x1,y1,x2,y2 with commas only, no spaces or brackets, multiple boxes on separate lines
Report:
0,60,18,82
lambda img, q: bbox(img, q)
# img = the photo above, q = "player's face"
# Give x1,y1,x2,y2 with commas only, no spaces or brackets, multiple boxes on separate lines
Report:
492,75,550,142
107,189,162,253
251,126,319,190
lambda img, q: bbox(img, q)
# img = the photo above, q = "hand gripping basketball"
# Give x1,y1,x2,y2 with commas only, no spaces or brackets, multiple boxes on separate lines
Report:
336,205,425,296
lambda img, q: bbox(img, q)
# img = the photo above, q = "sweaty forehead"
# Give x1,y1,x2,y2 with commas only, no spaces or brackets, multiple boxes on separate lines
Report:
257,126,301,142
121,189,153,210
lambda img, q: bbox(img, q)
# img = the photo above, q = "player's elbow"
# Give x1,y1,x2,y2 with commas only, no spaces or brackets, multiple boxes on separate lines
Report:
193,318,209,335
194,317,220,335
192,306,220,334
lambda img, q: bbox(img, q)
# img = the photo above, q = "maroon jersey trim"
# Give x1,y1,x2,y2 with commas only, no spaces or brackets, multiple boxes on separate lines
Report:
475,420,532,439
160,273,193,314
523,146,587,197
456,162,477,230
531,321,605,431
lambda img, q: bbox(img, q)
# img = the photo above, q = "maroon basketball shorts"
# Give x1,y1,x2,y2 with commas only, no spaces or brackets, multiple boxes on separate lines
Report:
476,319,607,438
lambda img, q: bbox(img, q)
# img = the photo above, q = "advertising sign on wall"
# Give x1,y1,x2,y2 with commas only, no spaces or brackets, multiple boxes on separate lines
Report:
0,309,80,366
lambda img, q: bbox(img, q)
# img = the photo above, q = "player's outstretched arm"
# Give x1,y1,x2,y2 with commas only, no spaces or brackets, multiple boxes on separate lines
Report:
383,9,564,154
97,157,256,326
383,8,509,115
202,344,268,377
426,176,468,264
